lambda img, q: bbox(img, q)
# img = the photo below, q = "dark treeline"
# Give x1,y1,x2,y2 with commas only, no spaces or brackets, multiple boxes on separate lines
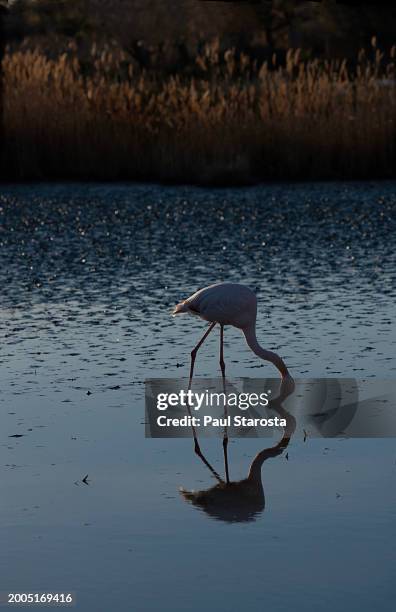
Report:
4,1,396,69
1,1,396,184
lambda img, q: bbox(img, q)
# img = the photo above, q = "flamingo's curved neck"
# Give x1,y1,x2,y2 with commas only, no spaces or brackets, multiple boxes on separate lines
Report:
247,432,292,483
242,324,289,377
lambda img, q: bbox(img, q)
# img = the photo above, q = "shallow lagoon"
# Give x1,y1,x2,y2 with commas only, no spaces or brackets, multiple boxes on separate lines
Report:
0,182,395,611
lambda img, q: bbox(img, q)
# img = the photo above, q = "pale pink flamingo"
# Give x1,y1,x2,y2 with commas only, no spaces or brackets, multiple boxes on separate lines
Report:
173,282,293,481
173,282,292,381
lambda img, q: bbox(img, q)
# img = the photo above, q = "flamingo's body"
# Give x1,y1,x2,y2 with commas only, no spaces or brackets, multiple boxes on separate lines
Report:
173,282,256,329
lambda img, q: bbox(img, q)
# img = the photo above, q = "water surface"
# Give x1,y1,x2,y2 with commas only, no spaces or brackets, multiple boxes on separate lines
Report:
0,182,395,611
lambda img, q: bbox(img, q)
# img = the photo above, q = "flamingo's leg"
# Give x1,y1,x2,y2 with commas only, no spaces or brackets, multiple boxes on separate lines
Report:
186,322,220,479
193,445,224,483
219,324,226,379
220,324,230,484
188,321,216,389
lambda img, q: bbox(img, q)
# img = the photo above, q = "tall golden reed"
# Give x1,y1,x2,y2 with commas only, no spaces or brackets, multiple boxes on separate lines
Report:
3,39,396,182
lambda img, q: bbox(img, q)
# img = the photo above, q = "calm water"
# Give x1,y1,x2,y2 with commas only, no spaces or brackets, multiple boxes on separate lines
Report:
0,182,395,611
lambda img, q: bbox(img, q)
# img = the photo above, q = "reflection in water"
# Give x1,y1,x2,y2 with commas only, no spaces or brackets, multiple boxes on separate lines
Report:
180,378,296,523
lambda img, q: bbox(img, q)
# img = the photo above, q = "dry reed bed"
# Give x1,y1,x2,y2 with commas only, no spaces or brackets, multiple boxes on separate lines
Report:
2,40,396,182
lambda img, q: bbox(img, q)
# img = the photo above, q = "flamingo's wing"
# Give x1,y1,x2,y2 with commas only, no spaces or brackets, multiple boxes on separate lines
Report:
184,283,257,326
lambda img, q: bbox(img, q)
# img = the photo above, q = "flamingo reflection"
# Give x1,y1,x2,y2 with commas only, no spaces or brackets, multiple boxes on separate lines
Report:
180,377,296,523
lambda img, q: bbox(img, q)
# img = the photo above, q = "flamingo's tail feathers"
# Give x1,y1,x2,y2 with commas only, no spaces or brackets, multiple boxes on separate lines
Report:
172,301,190,316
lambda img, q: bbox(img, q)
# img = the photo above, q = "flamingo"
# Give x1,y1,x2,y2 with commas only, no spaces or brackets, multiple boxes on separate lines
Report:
173,282,292,382
173,282,293,482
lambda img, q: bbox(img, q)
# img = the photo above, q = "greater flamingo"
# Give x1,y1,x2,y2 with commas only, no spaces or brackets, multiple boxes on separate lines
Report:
173,282,293,482
173,282,292,382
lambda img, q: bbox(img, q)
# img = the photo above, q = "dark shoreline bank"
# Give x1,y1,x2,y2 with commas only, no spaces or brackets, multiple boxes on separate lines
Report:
1,172,396,189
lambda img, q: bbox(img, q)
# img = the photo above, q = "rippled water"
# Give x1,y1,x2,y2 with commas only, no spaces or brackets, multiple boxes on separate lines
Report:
1,182,395,611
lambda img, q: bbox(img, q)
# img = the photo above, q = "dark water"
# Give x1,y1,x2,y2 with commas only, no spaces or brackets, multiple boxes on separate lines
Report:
0,182,395,611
